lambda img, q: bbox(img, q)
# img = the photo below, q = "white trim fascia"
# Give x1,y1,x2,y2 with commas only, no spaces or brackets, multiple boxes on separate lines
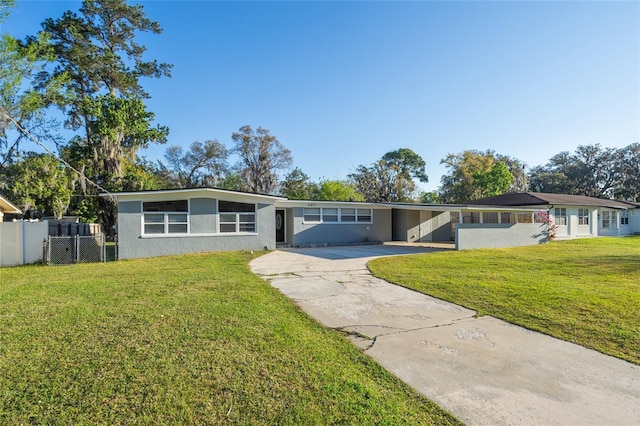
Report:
0,195,21,214
105,188,284,204
276,199,391,209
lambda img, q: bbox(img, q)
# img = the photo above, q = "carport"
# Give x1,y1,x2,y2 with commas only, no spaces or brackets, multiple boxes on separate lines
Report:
390,204,458,243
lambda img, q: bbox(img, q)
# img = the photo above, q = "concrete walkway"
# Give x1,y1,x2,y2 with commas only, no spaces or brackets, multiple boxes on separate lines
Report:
250,244,640,426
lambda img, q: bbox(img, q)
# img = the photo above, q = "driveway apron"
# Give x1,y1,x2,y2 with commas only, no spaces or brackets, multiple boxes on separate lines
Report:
249,245,640,426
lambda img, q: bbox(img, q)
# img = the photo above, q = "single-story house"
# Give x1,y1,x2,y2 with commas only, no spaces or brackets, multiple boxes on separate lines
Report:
0,193,21,221
106,188,589,258
466,192,640,239
105,189,640,259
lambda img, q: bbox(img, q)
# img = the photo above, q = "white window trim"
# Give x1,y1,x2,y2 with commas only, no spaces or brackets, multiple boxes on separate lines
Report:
578,208,589,226
141,200,190,236
554,208,567,226
217,200,258,234
302,207,373,224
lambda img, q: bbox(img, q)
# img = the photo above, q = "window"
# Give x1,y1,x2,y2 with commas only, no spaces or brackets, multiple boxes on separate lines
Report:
482,212,499,224
322,208,338,222
602,211,619,228
303,208,321,223
462,212,480,223
303,207,373,224
517,213,533,223
341,208,356,222
534,211,548,224
219,201,256,233
501,212,515,224
554,208,567,226
621,211,629,225
143,200,189,234
578,208,589,225
357,209,372,222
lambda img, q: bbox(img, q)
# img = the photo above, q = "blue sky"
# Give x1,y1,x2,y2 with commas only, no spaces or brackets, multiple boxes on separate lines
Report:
5,0,640,192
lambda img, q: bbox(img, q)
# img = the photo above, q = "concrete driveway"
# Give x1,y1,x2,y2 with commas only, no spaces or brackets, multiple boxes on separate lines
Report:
250,244,640,426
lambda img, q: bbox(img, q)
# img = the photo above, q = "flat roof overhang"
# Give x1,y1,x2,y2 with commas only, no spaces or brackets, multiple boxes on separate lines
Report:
0,195,21,214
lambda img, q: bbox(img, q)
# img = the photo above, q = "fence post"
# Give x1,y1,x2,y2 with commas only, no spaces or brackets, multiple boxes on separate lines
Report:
75,235,80,264
46,236,51,266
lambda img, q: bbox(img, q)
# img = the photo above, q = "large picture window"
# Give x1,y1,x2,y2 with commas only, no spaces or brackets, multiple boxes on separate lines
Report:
302,207,373,224
219,201,256,233
143,200,189,234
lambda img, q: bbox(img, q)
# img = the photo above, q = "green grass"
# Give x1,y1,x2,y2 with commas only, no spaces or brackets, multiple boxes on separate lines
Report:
369,237,640,365
0,252,460,425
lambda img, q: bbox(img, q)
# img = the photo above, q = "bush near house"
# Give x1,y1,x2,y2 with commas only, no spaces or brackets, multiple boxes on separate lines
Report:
369,236,640,365
0,252,460,425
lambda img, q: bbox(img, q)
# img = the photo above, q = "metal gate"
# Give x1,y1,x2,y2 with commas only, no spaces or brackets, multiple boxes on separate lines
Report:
43,234,116,265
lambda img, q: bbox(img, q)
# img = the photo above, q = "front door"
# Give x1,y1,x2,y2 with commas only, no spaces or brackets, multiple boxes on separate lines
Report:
275,210,286,243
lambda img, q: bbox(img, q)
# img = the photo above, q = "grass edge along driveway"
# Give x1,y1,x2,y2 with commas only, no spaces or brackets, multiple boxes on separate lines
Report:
0,251,461,425
369,236,640,365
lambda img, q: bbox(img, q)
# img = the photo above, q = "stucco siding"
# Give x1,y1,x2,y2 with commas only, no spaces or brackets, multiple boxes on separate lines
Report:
190,198,217,234
292,208,391,246
392,209,451,242
117,200,275,259
425,211,452,242
456,223,548,250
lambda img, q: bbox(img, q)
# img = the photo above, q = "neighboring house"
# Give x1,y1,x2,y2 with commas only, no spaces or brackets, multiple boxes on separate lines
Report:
0,193,21,221
467,192,640,239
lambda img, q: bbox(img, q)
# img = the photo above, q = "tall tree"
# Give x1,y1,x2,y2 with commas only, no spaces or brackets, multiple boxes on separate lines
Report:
5,153,74,219
232,125,292,194
164,140,228,188
350,148,428,203
30,0,171,233
315,179,364,201
613,143,640,202
381,148,429,184
496,154,528,192
279,167,318,199
439,150,515,203
528,144,619,198
0,1,67,167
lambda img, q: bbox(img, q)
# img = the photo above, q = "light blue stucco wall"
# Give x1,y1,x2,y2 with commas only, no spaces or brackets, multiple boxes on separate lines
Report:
117,199,276,259
456,223,549,250
291,208,391,246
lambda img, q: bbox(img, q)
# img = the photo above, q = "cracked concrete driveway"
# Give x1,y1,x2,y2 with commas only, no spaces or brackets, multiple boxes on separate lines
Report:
250,244,640,426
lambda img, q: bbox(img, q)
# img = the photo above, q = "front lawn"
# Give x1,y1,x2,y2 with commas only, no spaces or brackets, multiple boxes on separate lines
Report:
369,237,640,365
0,252,459,425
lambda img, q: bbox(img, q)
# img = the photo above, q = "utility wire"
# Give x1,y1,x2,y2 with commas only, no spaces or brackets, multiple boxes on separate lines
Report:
1,111,116,201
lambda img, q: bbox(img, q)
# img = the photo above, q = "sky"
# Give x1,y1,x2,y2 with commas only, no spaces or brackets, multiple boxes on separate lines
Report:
4,0,640,193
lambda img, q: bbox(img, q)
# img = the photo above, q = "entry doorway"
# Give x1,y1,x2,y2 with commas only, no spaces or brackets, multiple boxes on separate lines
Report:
276,209,286,243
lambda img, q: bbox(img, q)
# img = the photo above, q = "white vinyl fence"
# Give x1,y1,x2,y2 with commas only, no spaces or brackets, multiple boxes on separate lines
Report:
0,221,48,267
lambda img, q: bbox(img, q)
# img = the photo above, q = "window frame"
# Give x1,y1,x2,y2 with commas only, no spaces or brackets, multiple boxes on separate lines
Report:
554,208,567,226
218,200,257,234
621,210,629,225
302,207,373,224
142,200,190,235
578,208,589,226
